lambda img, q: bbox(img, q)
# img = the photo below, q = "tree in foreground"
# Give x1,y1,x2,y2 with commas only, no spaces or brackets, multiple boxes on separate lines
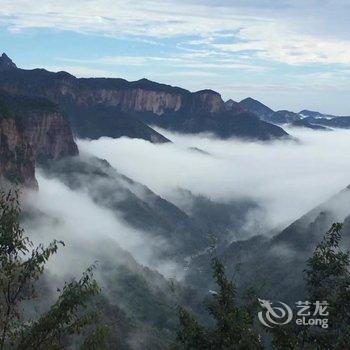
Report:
0,189,107,349
270,223,350,350
304,223,350,349
178,223,350,350
177,253,262,349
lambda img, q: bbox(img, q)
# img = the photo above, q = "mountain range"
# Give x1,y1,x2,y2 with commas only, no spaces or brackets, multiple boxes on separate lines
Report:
0,53,288,146
0,51,348,189
239,96,350,129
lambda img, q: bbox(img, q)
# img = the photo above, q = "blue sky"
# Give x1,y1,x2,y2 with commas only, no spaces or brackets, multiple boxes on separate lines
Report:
1,0,350,114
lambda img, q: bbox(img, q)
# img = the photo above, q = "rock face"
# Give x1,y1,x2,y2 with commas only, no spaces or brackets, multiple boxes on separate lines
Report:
0,55,289,141
0,71,175,142
0,90,78,187
191,90,225,114
80,86,183,115
21,110,79,162
0,117,37,187
46,77,185,116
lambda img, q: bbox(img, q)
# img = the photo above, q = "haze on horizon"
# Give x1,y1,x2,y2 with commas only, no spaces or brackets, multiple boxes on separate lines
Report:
1,0,350,115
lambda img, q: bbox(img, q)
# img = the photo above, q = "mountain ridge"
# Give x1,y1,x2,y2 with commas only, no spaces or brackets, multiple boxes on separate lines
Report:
238,97,302,124
186,184,350,302
0,53,289,141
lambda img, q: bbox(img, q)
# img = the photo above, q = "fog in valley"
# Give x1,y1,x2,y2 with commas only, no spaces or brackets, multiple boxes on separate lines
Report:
79,128,350,230
23,172,183,280
19,128,350,287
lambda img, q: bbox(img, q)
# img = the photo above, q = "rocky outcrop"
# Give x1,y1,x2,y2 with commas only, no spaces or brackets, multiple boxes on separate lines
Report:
0,90,78,187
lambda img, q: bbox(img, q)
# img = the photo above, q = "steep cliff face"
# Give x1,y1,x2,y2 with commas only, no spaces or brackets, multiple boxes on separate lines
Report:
74,87,184,115
21,110,78,162
0,55,289,140
0,118,37,187
0,72,224,117
0,90,78,187
190,90,225,114
0,70,175,141
74,86,224,116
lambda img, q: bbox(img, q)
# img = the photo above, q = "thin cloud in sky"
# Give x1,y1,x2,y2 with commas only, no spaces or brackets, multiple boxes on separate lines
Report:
2,0,350,65
62,54,270,72
2,0,350,113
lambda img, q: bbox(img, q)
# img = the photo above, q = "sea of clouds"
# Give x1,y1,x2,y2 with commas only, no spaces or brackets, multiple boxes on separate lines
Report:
21,127,350,283
78,127,350,229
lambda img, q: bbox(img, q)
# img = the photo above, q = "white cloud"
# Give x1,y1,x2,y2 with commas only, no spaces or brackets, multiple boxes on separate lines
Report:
2,0,350,66
63,54,269,72
214,28,350,65
78,128,350,229
24,171,184,279
3,1,350,113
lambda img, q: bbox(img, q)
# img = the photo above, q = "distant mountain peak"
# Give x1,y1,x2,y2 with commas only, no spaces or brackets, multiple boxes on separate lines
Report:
137,78,151,83
0,53,17,71
241,97,257,103
225,99,244,113
239,97,275,121
239,97,273,111
299,109,336,119
194,89,220,95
